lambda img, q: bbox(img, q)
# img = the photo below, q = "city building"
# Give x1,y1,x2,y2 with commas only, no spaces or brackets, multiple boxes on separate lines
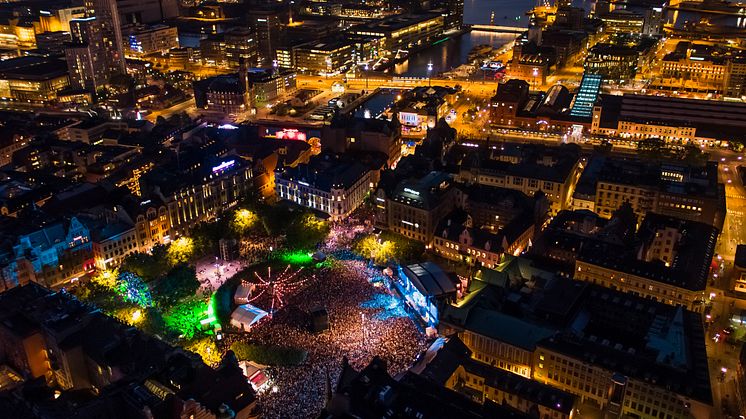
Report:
394,86,457,137
0,56,70,103
0,217,94,290
116,0,178,24
568,73,602,118
457,143,582,214
292,38,356,75
533,287,712,418
122,24,179,57
439,263,713,418
247,67,296,105
65,16,113,92
658,42,746,95
140,155,253,237
573,155,726,227
599,9,644,34
584,37,656,82
80,206,140,270
591,94,746,145
574,212,718,310
200,27,258,69
321,115,403,167
327,356,535,418
84,0,126,74
489,79,530,127
417,336,577,418
275,153,375,221
375,171,456,243
248,8,285,66
348,13,445,58
193,73,251,116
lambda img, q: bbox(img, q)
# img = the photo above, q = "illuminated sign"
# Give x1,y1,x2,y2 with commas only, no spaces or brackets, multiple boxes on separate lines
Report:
404,187,420,196
298,181,310,186
275,129,307,141
212,160,236,173
218,124,239,130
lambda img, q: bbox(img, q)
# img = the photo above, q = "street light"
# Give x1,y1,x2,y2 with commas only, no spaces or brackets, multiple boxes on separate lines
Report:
427,61,433,86
532,67,539,90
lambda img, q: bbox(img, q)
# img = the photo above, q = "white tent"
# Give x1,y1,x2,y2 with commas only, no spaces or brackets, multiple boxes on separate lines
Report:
233,282,254,305
230,304,268,331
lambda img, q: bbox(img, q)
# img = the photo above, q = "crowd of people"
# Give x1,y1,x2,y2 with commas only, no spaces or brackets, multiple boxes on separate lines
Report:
224,258,428,419
240,236,282,265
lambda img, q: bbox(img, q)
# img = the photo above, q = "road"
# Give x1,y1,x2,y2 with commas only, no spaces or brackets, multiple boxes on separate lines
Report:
717,158,746,262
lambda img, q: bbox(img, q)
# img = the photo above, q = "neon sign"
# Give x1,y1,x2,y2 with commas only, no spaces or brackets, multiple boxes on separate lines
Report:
404,187,420,196
212,160,236,173
275,129,307,141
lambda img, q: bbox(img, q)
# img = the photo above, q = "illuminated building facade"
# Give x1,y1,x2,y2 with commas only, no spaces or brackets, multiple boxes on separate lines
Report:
376,171,456,244
348,13,444,57
81,206,140,270
0,56,70,103
0,217,94,291
159,158,253,237
420,337,577,419
292,38,355,75
275,153,374,221
122,24,178,56
489,79,529,127
591,93,746,145
457,143,582,215
574,212,717,310
65,17,112,91
577,156,725,227
200,27,258,68
532,287,712,418
83,0,126,74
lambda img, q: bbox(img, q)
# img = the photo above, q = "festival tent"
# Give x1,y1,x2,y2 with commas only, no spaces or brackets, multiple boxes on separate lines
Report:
230,304,268,331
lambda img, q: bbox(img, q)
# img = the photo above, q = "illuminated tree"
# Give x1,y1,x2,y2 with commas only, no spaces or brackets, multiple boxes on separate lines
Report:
354,235,395,265
232,209,258,235
163,297,209,340
185,337,221,366
115,272,153,307
167,237,194,266
91,268,118,290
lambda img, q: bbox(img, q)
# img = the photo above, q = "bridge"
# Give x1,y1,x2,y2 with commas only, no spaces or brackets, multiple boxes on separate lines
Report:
469,24,526,34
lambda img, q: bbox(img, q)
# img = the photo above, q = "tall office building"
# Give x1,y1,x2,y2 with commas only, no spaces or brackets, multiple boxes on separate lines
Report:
84,0,126,74
248,9,285,66
65,17,111,91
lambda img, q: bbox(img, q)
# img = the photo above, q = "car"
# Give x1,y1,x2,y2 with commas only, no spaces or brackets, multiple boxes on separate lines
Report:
723,326,735,335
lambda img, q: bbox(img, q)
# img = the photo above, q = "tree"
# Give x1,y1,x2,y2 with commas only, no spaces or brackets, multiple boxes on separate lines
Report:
167,237,194,266
115,271,153,307
185,337,221,366
285,213,329,249
232,208,259,236
120,246,169,282
154,264,200,307
163,297,209,340
637,137,667,159
354,235,396,265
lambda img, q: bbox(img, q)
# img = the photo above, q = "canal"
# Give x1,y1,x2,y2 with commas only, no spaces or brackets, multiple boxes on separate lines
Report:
391,0,595,77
